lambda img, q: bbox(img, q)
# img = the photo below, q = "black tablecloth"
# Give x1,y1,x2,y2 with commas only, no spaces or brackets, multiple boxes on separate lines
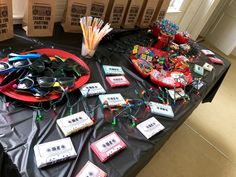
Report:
0,25,231,177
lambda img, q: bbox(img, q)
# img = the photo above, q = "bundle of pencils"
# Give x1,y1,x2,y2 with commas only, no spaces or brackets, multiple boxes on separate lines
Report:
80,16,113,51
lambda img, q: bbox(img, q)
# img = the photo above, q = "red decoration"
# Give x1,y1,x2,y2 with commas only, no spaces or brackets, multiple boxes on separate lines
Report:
152,26,160,37
174,33,190,44
154,32,173,50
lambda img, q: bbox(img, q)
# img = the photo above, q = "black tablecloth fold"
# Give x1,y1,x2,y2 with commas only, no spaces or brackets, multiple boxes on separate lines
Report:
0,25,231,177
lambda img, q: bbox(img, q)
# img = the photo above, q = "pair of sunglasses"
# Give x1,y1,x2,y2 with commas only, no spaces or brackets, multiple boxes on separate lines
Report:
0,59,32,74
37,77,75,88
29,55,63,74
16,81,51,97
8,53,41,62
0,69,28,91
17,77,75,90
61,58,88,78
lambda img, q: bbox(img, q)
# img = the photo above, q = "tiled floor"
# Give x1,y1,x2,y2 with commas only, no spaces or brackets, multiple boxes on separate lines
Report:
137,43,236,177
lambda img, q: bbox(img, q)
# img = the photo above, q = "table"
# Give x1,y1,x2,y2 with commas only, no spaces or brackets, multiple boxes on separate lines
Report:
0,24,231,177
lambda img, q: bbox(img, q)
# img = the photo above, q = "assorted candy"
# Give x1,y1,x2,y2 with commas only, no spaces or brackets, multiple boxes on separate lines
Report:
131,45,192,88
159,19,179,36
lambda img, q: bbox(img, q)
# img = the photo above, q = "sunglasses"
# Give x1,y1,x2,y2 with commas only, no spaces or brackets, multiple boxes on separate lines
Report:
40,54,52,66
37,77,75,89
16,80,51,97
50,58,64,70
0,59,32,74
16,88,51,97
62,58,88,77
8,53,41,62
29,60,45,73
16,76,53,97
0,69,27,91
53,68,67,78
17,77,35,90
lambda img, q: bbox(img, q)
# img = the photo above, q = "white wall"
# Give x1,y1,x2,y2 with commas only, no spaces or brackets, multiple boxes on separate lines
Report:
55,0,67,22
206,0,236,55
165,0,192,24
232,48,236,57
13,0,26,19
178,0,221,40
200,0,229,38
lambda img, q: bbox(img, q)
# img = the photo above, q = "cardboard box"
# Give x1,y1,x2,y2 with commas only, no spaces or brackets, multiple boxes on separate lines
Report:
136,0,159,28
90,0,109,20
156,0,171,21
23,0,56,37
0,0,13,41
61,0,92,33
151,0,163,22
122,0,145,28
106,0,128,28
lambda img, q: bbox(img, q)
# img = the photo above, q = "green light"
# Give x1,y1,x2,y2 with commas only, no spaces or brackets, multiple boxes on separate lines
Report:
130,122,136,128
36,110,43,122
112,119,117,125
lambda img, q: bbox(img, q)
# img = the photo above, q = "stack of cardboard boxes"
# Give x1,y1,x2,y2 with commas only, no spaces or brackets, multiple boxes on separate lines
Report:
61,0,171,32
107,0,171,28
0,0,171,41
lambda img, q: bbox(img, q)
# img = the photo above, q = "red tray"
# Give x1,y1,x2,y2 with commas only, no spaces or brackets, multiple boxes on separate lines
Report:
0,48,90,102
130,48,192,88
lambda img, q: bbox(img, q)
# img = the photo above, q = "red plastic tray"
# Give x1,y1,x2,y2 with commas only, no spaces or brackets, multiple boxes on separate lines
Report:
0,48,90,102
130,48,192,88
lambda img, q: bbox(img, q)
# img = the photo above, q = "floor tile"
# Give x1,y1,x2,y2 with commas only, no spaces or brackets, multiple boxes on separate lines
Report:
186,47,236,163
137,124,236,177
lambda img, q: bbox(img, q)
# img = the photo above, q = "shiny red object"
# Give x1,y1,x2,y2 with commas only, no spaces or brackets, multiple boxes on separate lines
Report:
174,33,189,44
154,32,173,50
152,26,160,37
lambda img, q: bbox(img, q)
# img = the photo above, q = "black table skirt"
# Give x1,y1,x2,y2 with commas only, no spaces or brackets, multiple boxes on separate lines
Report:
0,24,231,177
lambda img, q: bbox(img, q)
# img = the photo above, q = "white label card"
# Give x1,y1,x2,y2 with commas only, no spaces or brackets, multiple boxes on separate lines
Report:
57,111,94,136
149,101,174,118
137,117,165,139
99,93,126,107
79,83,106,97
